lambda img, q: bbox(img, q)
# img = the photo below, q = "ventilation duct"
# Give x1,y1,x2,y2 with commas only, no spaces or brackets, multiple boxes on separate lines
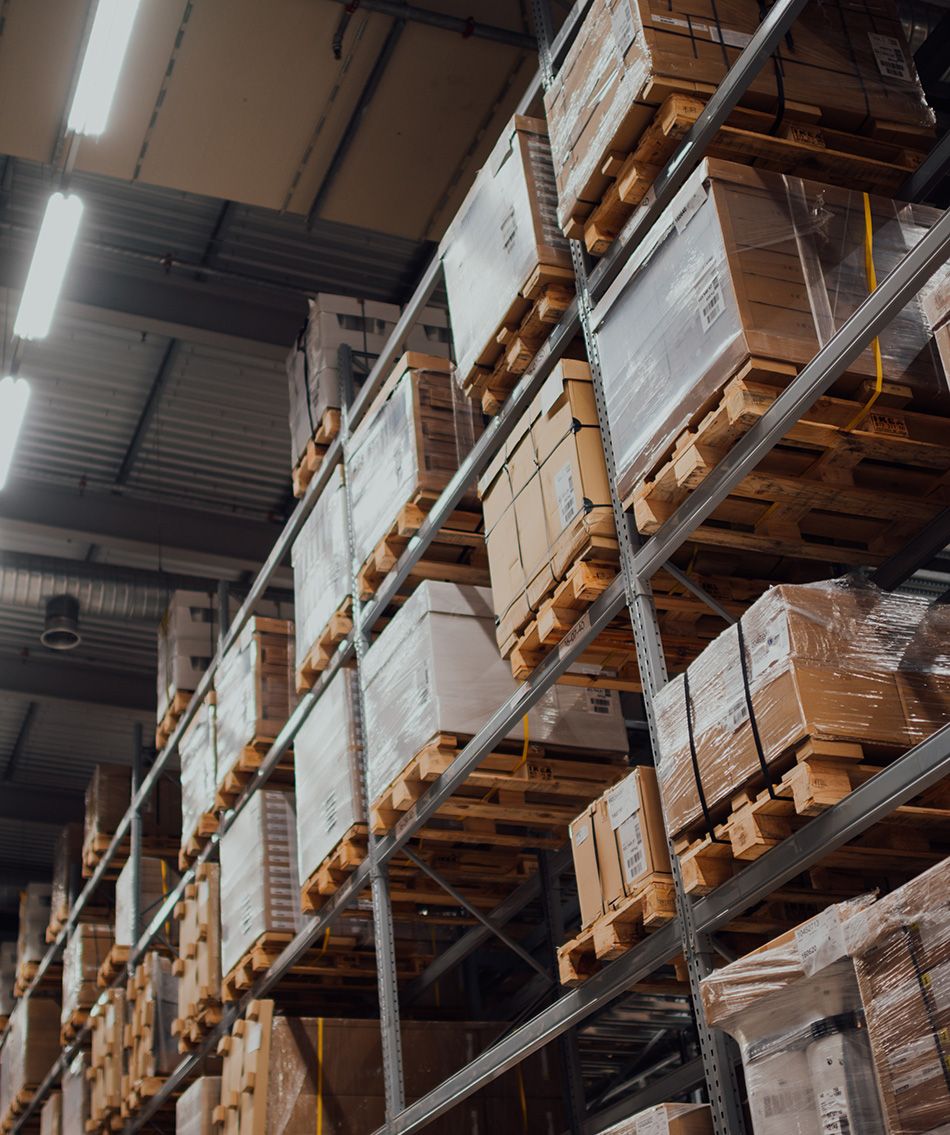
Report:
41,595,82,650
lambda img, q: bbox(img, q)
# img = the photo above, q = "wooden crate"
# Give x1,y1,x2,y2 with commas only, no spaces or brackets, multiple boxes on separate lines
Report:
171,864,222,1053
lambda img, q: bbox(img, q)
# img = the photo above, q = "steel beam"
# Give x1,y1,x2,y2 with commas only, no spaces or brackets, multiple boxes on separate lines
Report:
114,340,180,485
584,1057,705,1133
1,701,37,781
0,656,154,710
872,507,950,591
323,0,535,48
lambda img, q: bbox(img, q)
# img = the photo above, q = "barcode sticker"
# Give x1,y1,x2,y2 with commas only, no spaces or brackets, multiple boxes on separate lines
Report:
554,463,578,530
673,184,707,233
869,33,911,81
795,906,848,975
722,696,748,733
635,1107,670,1135
698,269,725,330
587,689,612,715
607,775,639,828
619,814,647,885
818,1087,852,1135
761,1083,815,1118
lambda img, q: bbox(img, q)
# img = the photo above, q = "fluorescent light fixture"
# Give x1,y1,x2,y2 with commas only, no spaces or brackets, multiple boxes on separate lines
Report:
0,377,30,491
13,192,84,341
68,0,142,136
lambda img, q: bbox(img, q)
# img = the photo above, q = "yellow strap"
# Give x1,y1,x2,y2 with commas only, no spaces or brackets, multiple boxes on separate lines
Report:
515,1064,528,1134
480,715,530,804
317,926,330,957
843,192,884,431
316,1017,324,1135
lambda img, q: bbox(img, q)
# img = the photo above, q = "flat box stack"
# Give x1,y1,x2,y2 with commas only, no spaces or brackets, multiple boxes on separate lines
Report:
442,115,572,414
179,698,219,869
88,990,125,1134
38,1093,59,1135
59,1052,88,1135
176,1078,220,1135
81,763,180,877
98,856,179,987
546,0,934,252
172,862,222,1050
122,953,178,1117
15,884,52,993
0,997,61,1132
60,924,112,1043
48,824,83,940
156,591,224,747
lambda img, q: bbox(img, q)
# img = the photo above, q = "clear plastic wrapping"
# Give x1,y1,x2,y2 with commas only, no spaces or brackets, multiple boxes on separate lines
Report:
156,590,224,723
215,616,295,785
0,998,61,1126
127,952,179,1081
219,789,301,977
545,0,934,231
290,463,350,673
294,669,364,888
61,923,112,1024
115,857,180,949
440,115,570,386
654,578,950,839
361,581,628,805
39,1090,60,1135
922,260,950,383
180,698,218,848
0,940,16,1017
16,883,51,968
602,1103,712,1134
347,356,481,572
175,1076,221,1135
60,1052,88,1135
592,160,946,506
49,823,83,932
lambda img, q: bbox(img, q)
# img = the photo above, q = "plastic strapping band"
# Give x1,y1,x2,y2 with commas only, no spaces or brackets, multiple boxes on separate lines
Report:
735,621,790,801
316,1016,324,1135
682,670,726,842
902,922,950,1095
756,0,788,135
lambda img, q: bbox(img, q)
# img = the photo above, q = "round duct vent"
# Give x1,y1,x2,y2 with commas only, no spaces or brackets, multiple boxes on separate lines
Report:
41,594,81,651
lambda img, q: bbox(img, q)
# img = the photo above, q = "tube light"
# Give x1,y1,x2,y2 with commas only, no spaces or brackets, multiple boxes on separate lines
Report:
13,192,84,341
0,377,31,491
67,0,142,136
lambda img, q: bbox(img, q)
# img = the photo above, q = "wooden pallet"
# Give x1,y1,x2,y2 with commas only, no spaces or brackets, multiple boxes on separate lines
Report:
356,492,488,601
46,903,114,943
674,736,950,896
60,1008,90,1046
171,863,222,1054
557,873,678,985
294,596,354,693
178,812,220,872
170,1004,224,1053
1,1087,44,1133
576,91,932,255
13,961,61,997
460,263,576,414
291,408,342,498
155,689,191,752
213,738,294,811
630,358,950,565
96,945,130,989
300,822,368,913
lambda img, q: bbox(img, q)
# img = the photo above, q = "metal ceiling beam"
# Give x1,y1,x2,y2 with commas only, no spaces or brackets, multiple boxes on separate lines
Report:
324,1,535,49
115,340,180,485
2,701,37,781
0,784,84,825
0,656,154,710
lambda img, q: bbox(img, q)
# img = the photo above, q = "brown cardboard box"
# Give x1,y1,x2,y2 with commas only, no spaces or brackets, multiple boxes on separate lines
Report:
49,823,82,933
83,763,181,867
0,997,62,1127
479,359,615,652
176,1077,220,1135
922,262,950,388
570,804,604,927
606,1102,713,1133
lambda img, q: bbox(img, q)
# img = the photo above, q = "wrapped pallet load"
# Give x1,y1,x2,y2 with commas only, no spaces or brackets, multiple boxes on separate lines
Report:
546,0,934,248
922,261,950,382
172,862,222,1050
602,1105,712,1134
179,697,219,867
176,1077,221,1135
0,997,61,1129
125,953,179,1110
156,589,231,738
82,763,180,875
39,1091,61,1135
60,923,112,1040
16,883,51,985
442,115,572,412
49,823,83,938
60,1051,89,1135
0,940,16,1023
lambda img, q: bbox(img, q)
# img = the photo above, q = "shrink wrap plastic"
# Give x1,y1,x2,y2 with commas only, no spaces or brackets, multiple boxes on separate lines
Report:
50,824,82,929
291,464,350,673
17,883,51,967
219,789,301,976
654,578,950,839
0,998,61,1125
922,261,950,383
347,358,480,573
60,1052,88,1135
156,590,230,723
591,160,946,505
545,0,934,231
0,940,16,1017
441,115,570,386
61,924,112,1023
176,1077,221,1135
362,581,628,805
602,1103,712,1134
180,699,218,846
294,669,363,887
39,1091,60,1135
115,857,179,949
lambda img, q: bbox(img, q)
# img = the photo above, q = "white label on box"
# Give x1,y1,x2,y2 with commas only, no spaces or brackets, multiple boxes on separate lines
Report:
571,820,590,846
635,1108,670,1135
610,0,636,55
619,814,647,885
586,688,612,715
817,1087,852,1134
795,907,848,975
750,613,791,681
673,184,707,234
892,1063,937,1095
607,775,640,829
540,371,563,415
554,463,578,530
868,33,911,81
558,609,592,662
720,27,752,48
722,696,748,733
698,269,725,330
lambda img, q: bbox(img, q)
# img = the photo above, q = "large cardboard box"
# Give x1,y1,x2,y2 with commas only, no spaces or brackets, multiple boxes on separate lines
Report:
176,1077,221,1135
60,1052,88,1135
479,359,615,651
441,115,571,390
61,923,112,1025
126,953,179,1083
156,590,228,723
179,698,218,851
922,261,950,386
545,0,934,233
654,580,950,840
591,159,945,508
39,1091,60,1135
603,1103,712,1134
17,883,51,970
0,997,62,1128
115,856,179,949
361,581,629,806
49,823,83,934
82,763,181,868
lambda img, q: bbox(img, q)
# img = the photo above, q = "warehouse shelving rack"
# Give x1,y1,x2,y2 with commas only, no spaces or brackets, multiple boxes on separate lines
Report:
5,0,950,1131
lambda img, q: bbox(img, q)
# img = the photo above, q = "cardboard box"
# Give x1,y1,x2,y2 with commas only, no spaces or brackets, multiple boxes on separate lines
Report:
545,0,934,231
156,590,227,723
115,857,179,949
61,923,112,1024
89,991,125,1131
17,883,51,969
479,359,615,651
441,115,571,388
922,261,950,388
49,823,83,933
591,159,945,506
60,1052,88,1135
179,698,218,849
176,1077,221,1135
39,1091,60,1135
603,1103,712,1134
83,764,181,862
126,953,179,1081
0,997,62,1128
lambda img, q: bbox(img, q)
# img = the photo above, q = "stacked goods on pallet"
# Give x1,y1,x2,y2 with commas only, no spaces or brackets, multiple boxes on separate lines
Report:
546,0,934,252
214,616,295,810
558,768,675,983
156,590,228,747
442,115,572,414
0,941,17,1025
172,863,222,1051
48,824,83,940
16,884,53,991
286,293,450,496
218,789,301,999
291,465,350,691
295,670,364,912
176,1077,220,1135
123,953,178,1116
363,581,630,887
39,1092,60,1135
0,998,61,1130
703,858,950,1133
88,990,124,1133
213,1000,562,1135
98,856,179,987
603,1104,712,1134
82,763,180,876
60,924,112,1042
60,1052,88,1135
922,262,950,380
348,353,486,600
179,698,219,869
591,160,949,563
654,579,950,893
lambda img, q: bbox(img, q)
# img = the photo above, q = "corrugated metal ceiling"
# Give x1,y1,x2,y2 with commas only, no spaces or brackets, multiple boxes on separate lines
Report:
0,605,156,676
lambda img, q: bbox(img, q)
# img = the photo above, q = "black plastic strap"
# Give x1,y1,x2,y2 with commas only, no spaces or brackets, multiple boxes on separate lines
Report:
735,621,791,801
683,670,727,842
297,322,316,436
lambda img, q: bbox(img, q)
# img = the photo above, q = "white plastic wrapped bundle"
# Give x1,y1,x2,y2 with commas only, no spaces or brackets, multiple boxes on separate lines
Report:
17,883,52,967
115,857,179,948
654,578,950,839
361,581,628,805
592,160,946,507
0,940,16,1017
180,699,218,847
291,463,350,673
60,1052,88,1135
295,669,364,887
156,590,226,723
61,924,112,1024
0,998,61,1126
441,115,570,387
175,1076,221,1135
39,1090,60,1135
219,789,301,976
